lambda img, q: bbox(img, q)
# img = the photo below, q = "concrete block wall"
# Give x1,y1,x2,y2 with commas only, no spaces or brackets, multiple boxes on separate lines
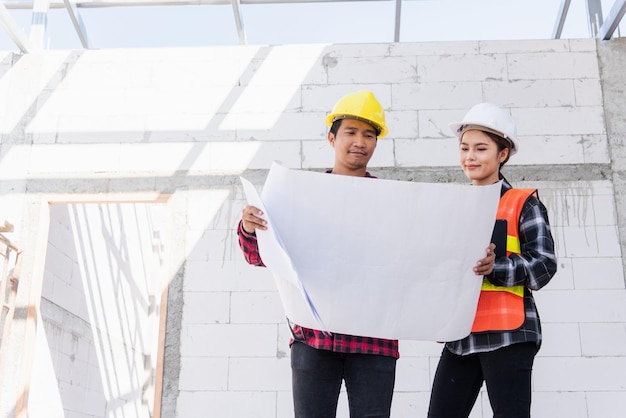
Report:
0,37,624,417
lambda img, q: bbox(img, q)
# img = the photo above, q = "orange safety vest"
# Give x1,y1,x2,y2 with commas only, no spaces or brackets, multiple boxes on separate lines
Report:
471,188,537,333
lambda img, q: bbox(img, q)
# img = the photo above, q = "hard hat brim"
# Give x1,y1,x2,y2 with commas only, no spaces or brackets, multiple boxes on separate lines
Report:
326,114,388,138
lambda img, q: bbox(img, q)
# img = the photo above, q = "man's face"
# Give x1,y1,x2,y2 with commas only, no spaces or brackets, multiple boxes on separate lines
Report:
328,118,378,172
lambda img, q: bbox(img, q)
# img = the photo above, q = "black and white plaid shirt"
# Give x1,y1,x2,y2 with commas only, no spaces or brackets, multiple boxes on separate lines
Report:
446,179,557,355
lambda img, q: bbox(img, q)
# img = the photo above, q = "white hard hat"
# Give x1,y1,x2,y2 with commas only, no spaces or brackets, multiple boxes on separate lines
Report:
449,102,519,156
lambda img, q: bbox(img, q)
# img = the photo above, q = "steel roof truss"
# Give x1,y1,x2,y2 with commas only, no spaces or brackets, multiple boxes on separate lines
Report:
552,0,571,39
0,2,31,52
394,0,401,42
231,0,246,44
63,0,89,48
598,0,626,39
30,0,50,50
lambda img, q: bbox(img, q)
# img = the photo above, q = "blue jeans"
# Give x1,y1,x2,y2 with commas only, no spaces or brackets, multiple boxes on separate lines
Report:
290,342,397,418
427,342,539,418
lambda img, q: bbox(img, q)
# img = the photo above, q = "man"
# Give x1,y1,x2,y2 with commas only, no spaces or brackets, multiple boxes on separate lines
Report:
238,90,495,417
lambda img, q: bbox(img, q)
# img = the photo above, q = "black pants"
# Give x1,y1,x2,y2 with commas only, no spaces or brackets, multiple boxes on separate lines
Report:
290,342,397,418
428,342,538,418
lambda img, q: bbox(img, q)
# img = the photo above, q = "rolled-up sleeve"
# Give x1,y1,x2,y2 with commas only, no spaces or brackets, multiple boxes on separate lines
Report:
237,220,265,267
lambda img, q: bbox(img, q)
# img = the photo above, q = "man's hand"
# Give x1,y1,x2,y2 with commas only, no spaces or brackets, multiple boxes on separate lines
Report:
473,243,496,276
241,205,267,234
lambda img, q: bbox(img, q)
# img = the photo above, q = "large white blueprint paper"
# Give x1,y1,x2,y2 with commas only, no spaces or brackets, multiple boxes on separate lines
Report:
240,175,328,330
242,162,502,341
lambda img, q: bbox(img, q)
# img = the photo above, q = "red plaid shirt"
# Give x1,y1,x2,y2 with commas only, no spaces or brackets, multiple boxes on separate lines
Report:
237,171,399,359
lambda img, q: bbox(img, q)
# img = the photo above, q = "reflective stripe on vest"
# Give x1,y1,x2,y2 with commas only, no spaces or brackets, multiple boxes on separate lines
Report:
470,188,537,333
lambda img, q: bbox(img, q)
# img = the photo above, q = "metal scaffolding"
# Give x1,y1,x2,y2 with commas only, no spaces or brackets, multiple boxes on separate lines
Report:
0,221,21,351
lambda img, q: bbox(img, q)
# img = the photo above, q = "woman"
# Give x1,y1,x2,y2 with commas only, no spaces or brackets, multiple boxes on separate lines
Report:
427,102,558,418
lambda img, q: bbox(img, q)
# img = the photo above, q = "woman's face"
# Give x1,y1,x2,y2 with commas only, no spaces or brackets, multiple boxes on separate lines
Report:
459,129,509,185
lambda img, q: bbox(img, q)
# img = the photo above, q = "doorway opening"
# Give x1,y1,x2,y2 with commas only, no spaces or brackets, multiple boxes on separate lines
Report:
29,201,171,418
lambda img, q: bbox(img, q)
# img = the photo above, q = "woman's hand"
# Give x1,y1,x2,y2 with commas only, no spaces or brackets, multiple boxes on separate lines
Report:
473,243,496,276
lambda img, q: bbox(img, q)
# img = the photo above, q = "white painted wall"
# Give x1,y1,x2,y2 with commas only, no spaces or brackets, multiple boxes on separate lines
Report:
0,38,624,418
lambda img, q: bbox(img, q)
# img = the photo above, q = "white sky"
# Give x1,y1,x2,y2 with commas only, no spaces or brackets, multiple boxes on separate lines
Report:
0,0,622,50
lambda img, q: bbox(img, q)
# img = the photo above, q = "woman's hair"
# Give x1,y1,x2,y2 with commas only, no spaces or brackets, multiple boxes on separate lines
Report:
483,130,512,168
473,130,512,181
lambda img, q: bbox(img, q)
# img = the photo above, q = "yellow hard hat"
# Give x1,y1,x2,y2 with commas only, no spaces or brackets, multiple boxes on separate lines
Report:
325,90,388,138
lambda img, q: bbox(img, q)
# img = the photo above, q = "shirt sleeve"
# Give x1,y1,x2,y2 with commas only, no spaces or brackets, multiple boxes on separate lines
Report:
487,195,557,290
237,220,266,267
